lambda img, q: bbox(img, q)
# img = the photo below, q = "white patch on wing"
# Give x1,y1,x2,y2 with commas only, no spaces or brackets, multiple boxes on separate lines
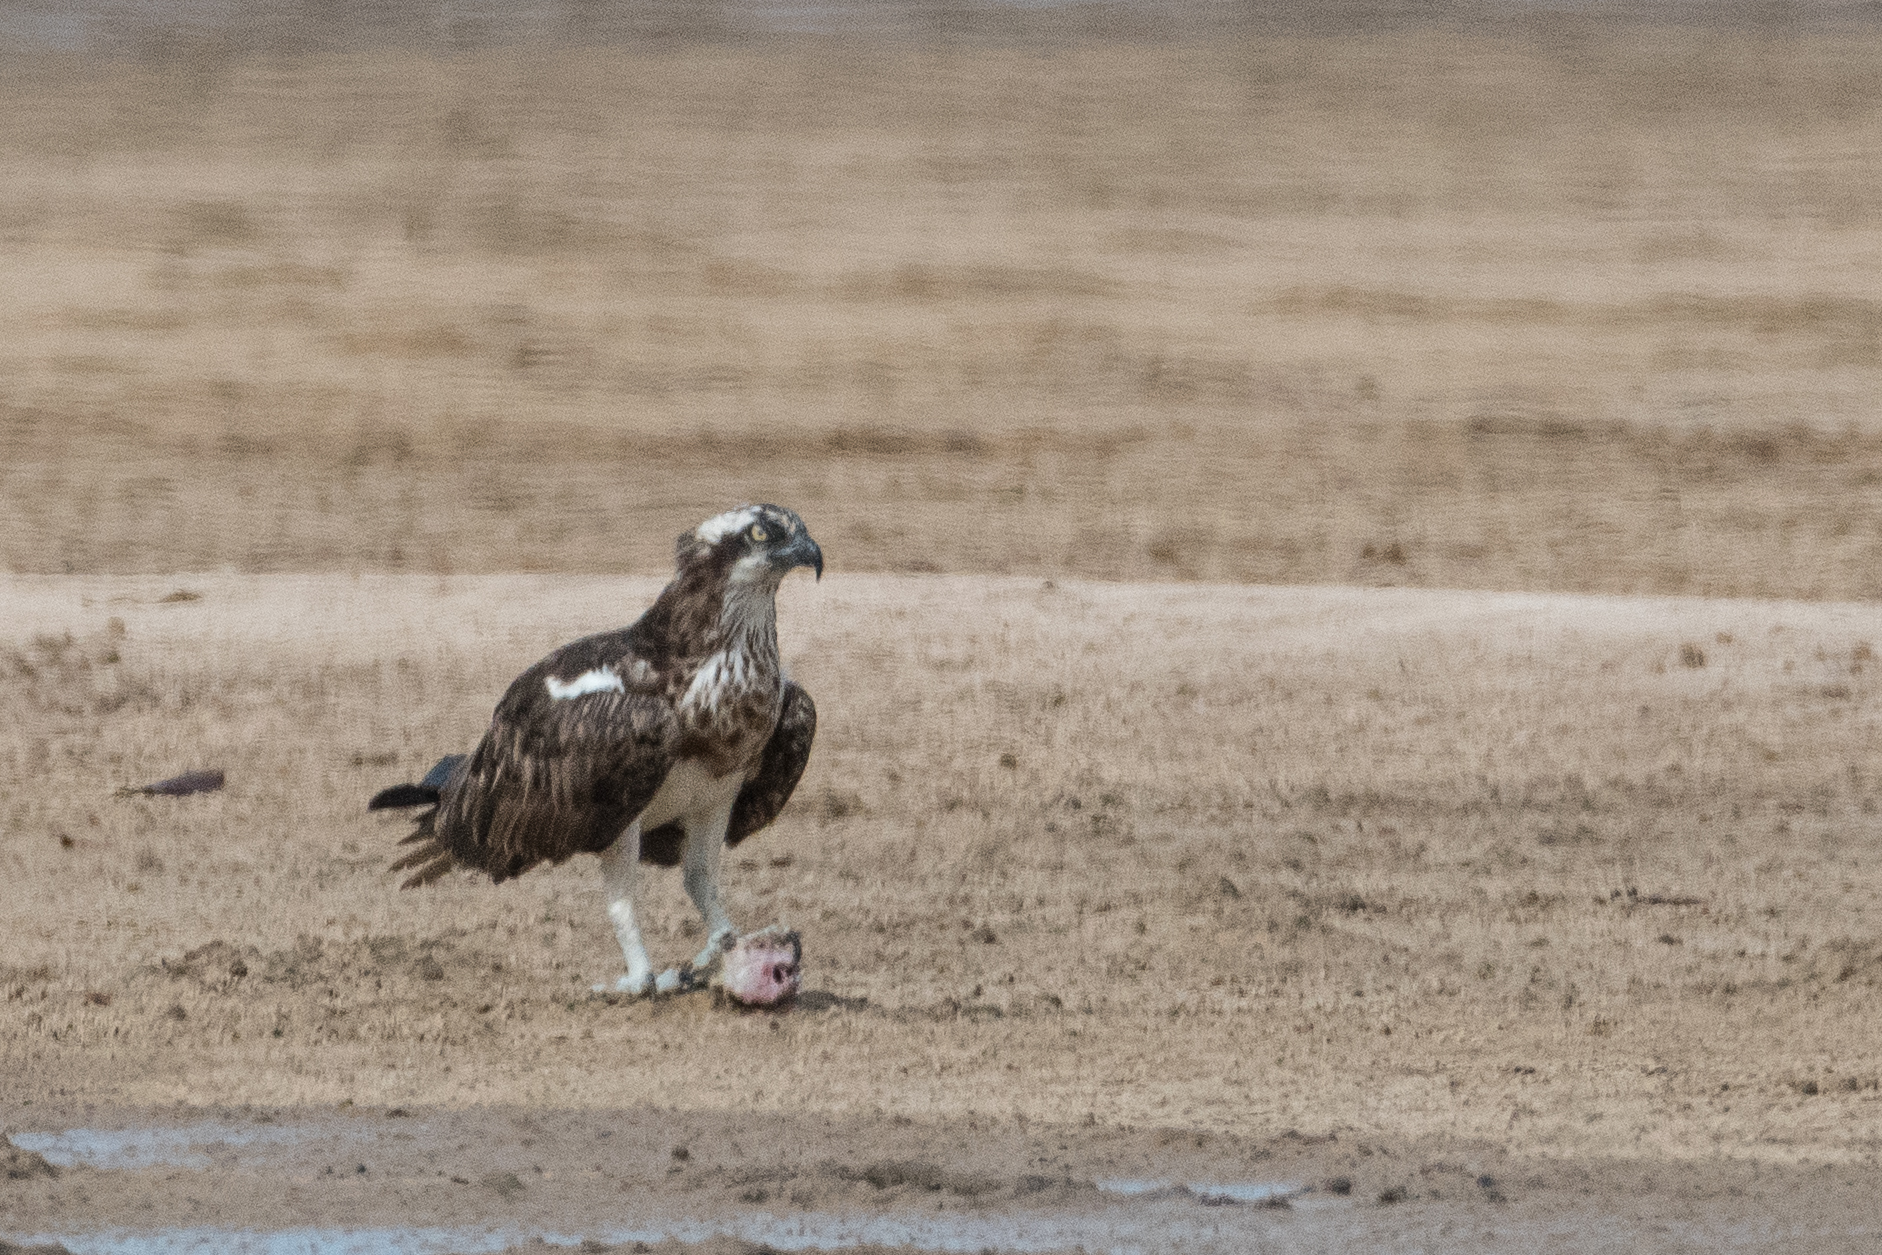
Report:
545,667,625,700
695,506,760,545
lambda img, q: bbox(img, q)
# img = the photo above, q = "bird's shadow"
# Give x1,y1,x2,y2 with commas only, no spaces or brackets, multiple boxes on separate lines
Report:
791,989,871,1013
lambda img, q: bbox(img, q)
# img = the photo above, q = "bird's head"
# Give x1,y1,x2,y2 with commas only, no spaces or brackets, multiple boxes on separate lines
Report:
677,504,823,590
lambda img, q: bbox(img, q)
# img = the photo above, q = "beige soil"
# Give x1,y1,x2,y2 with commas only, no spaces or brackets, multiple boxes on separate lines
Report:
4,7,1882,1250
3,574,1881,1248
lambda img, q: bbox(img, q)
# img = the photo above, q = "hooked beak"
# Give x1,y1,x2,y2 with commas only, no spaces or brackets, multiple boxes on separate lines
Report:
777,532,824,581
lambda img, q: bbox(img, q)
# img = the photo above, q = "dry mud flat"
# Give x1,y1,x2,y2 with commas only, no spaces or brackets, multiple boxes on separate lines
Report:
3,573,1882,1250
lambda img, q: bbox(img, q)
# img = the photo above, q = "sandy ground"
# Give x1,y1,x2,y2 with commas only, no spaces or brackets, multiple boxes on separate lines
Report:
4,25,1882,595
3,573,1881,1249
5,7,1882,1250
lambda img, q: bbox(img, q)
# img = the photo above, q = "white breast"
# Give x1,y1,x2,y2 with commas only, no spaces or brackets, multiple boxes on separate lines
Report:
680,650,752,717
635,758,744,832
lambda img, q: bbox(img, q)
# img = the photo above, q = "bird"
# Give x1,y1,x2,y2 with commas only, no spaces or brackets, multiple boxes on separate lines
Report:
368,504,822,999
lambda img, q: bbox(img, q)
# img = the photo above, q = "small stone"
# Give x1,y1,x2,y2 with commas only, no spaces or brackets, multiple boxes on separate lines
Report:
481,1170,525,1197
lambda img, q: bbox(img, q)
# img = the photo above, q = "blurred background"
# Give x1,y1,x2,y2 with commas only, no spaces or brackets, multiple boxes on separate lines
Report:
4,0,1882,595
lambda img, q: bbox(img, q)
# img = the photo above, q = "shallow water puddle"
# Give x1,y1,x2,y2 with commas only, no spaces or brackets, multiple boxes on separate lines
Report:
1097,1178,1297,1205
7,1122,1311,1254
12,1188,1316,1255
12,1125,1298,1203
9,1124,319,1171
7,1230,531,1255
11,1191,1316,1255
13,1207,1302,1255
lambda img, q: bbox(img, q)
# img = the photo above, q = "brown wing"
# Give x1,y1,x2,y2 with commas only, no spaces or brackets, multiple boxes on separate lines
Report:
728,680,816,844
390,630,676,887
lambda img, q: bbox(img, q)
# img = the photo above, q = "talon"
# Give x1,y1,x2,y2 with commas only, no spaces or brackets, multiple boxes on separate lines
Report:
692,925,738,973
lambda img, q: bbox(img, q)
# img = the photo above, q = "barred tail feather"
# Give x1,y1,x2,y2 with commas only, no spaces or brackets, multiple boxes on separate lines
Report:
369,783,441,810
394,850,456,889
387,809,456,888
369,755,468,812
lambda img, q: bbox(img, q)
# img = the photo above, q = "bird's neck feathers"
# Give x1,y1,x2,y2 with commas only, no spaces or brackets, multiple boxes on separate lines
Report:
717,577,780,655
640,552,782,664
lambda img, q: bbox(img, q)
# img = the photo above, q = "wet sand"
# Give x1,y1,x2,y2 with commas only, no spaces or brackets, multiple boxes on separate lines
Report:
5,1104,1882,1253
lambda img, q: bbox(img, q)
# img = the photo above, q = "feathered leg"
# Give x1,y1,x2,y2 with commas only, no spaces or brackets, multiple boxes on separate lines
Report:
596,822,655,997
679,801,738,976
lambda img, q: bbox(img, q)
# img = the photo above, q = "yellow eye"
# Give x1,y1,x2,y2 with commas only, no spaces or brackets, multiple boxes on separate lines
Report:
749,523,769,543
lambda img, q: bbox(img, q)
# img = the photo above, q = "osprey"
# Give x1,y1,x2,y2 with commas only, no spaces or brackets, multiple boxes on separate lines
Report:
369,505,823,998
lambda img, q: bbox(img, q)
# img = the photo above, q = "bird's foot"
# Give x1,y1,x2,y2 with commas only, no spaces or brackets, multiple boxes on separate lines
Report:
653,963,705,996
592,970,655,998
690,924,739,974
